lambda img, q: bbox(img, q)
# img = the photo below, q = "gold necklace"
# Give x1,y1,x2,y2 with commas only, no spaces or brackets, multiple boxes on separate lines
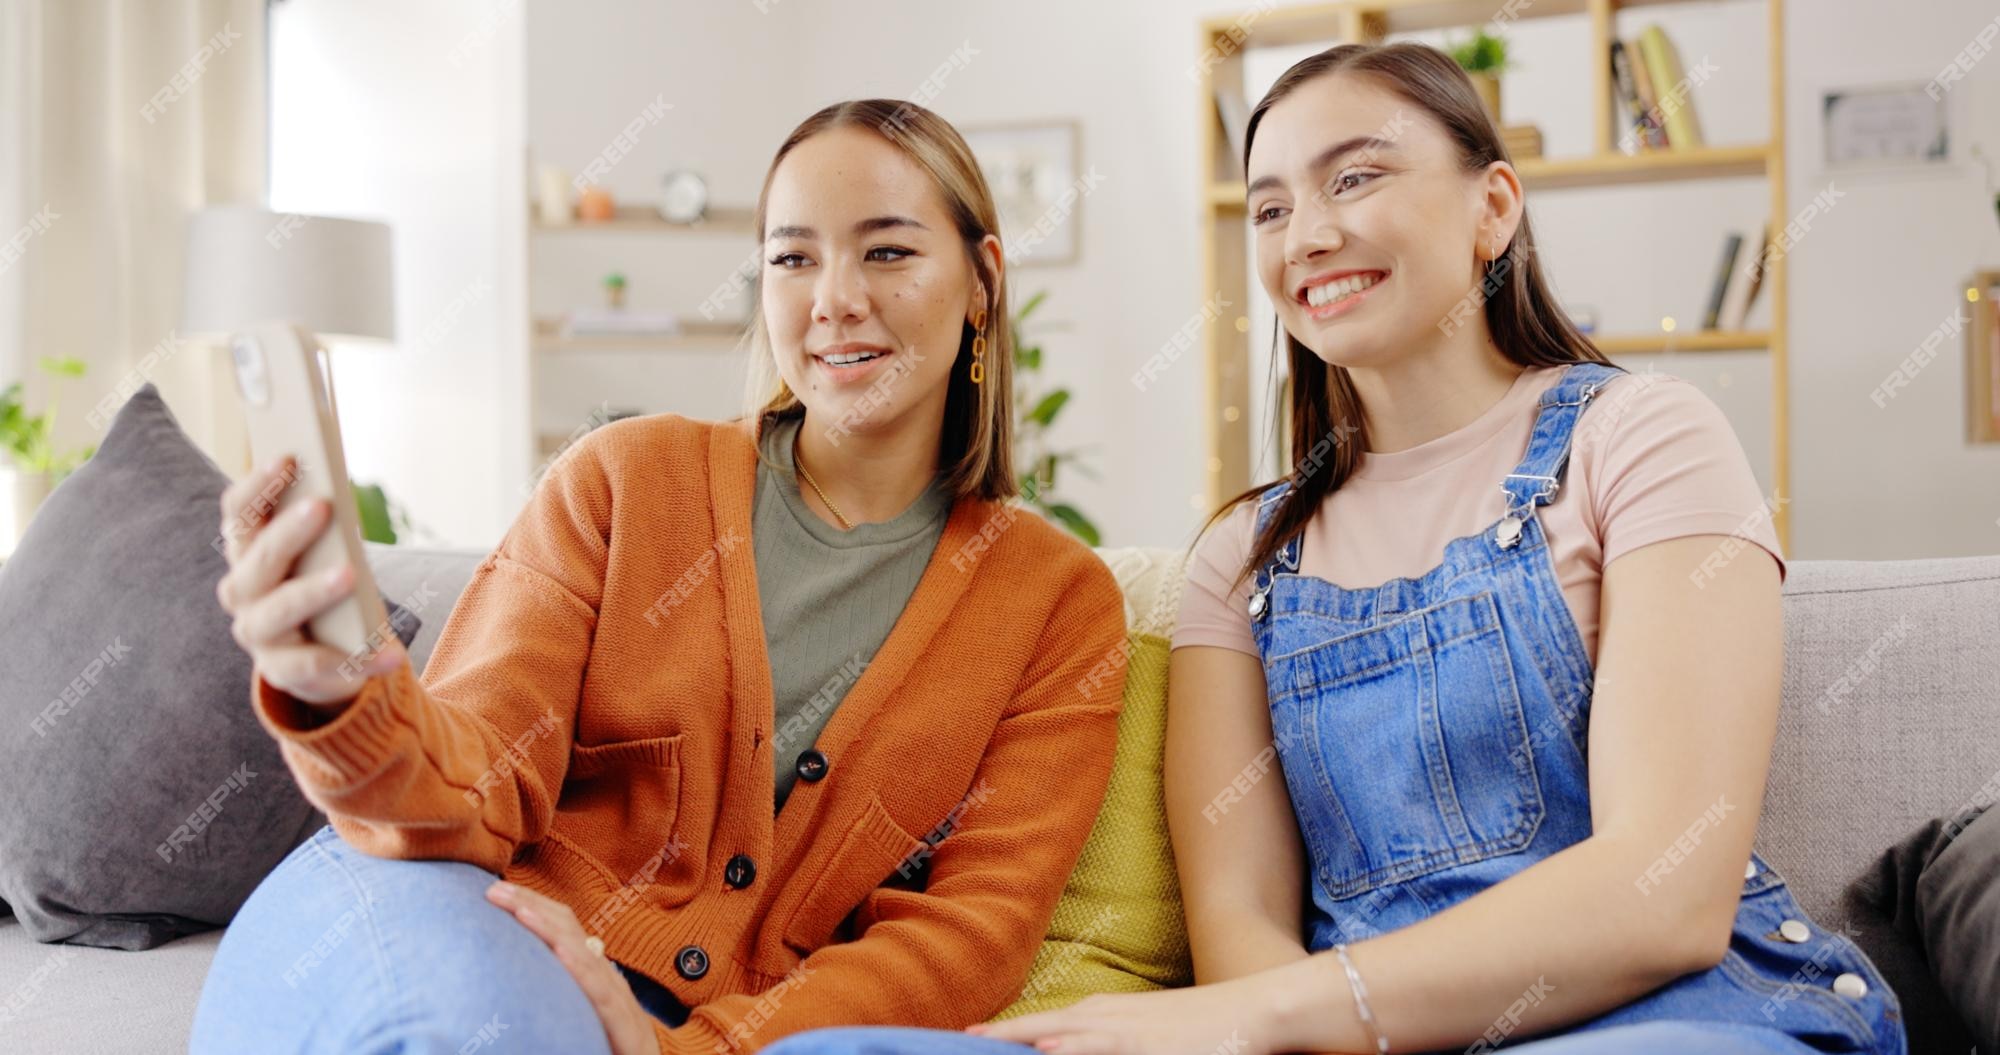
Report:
793,432,854,530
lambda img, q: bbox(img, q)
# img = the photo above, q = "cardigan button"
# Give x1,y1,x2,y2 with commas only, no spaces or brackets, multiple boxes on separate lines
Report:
724,853,757,889
795,749,829,783
675,944,709,981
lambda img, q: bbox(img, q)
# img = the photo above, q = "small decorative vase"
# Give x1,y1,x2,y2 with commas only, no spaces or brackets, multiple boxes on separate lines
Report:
1471,72,1502,124
578,187,616,222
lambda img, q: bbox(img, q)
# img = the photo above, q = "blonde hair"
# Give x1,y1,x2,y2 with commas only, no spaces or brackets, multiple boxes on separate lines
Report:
741,99,1016,502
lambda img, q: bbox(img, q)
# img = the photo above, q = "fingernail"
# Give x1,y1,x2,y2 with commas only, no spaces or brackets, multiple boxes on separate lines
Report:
490,881,514,895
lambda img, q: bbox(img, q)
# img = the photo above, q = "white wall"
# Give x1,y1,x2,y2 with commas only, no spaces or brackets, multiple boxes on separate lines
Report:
1780,1,2000,559
269,0,528,549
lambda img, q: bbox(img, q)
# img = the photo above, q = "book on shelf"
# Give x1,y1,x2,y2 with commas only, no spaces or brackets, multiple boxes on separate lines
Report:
1624,35,1670,149
1701,232,1744,331
1609,40,1668,152
1716,224,1771,332
1636,25,1704,150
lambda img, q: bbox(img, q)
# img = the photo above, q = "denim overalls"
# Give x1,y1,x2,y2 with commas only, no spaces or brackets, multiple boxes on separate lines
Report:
1246,363,1905,1052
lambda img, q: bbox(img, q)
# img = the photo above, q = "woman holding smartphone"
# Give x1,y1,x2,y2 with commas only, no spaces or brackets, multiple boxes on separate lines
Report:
768,43,1903,1055
192,99,1128,1055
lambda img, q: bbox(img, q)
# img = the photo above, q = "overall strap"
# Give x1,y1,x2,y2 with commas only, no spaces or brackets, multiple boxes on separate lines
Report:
1494,362,1623,548
1247,481,1302,620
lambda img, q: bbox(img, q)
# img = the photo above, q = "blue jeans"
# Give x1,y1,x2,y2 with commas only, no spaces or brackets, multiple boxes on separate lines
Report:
191,824,687,1053
763,1021,1855,1054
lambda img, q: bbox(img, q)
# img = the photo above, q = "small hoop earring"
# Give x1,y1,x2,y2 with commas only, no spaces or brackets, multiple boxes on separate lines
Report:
969,308,988,384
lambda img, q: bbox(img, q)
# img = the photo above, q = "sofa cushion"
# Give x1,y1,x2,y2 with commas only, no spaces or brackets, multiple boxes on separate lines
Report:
0,385,418,951
995,547,1195,1018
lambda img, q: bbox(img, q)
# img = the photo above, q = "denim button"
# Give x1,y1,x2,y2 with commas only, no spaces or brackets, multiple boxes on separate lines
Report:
1744,859,1758,879
675,944,709,980
1832,973,1868,999
1778,919,1811,943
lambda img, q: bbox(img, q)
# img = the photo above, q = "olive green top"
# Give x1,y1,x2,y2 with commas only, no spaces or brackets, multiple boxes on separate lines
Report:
752,412,952,810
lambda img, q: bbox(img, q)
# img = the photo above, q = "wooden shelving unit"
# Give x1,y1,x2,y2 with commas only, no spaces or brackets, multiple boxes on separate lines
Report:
1196,0,1791,547
525,201,758,465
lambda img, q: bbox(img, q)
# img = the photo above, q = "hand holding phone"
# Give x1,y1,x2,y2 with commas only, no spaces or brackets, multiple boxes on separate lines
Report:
214,323,405,712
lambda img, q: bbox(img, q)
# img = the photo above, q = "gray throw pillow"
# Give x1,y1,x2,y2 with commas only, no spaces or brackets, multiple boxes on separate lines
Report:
1920,805,2000,1054
0,384,416,950
1860,802,1997,1050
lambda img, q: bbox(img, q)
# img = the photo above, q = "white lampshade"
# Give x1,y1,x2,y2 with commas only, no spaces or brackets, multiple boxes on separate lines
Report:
181,205,396,342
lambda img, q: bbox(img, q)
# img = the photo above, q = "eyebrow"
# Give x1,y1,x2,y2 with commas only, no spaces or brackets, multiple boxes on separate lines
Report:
1245,135,1399,198
765,215,931,241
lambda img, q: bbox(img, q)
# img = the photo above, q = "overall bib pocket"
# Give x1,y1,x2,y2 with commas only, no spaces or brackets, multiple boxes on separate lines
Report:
1270,591,1545,898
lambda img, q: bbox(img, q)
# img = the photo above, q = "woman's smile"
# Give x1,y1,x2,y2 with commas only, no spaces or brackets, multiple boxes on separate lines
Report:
810,341,900,386
1297,269,1389,321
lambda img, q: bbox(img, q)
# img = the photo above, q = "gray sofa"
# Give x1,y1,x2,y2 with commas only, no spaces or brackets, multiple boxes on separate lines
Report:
2,545,1994,1053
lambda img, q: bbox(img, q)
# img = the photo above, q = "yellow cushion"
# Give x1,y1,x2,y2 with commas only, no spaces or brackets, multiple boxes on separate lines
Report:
994,548,1194,1018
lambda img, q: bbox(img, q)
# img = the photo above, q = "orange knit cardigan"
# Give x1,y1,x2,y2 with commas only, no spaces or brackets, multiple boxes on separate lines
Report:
250,412,1129,1053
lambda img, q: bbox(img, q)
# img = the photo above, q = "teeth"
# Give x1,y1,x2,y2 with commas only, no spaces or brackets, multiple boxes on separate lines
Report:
1306,272,1382,307
824,350,884,366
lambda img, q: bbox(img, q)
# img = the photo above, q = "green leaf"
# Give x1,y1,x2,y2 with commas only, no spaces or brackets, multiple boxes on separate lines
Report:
1017,343,1042,371
1045,503,1100,546
1015,290,1048,323
37,355,87,378
1449,29,1510,73
352,482,398,544
1025,389,1069,427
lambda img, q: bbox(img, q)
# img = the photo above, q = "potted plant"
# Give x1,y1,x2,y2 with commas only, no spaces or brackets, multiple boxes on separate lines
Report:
0,356,96,546
1010,291,1101,545
1449,28,1513,123
603,271,627,310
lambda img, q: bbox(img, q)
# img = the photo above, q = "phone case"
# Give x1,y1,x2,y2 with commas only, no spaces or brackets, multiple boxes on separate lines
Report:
230,321,391,661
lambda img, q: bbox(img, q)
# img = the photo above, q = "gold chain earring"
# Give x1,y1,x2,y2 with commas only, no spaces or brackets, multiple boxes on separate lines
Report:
969,308,988,384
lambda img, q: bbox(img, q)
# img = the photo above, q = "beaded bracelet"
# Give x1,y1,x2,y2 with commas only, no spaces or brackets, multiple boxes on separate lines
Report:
1332,943,1390,1054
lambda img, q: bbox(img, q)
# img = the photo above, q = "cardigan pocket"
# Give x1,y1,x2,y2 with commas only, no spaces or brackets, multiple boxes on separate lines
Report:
781,795,928,955
556,734,697,908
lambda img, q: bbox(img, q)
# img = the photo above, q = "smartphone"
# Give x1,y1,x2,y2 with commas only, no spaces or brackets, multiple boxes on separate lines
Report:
229,322,390,662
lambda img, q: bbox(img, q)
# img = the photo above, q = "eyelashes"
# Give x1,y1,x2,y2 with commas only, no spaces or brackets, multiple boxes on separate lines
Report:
765,246,918,268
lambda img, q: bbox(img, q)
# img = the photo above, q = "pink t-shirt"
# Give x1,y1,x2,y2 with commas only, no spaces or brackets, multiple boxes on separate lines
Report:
1174,366,1786,660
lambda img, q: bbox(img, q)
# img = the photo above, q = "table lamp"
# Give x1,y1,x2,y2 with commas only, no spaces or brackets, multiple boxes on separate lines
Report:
181,205,395,472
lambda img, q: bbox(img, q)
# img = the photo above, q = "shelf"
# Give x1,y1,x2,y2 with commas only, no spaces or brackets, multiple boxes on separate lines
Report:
1591,330,1770,355
1515,144,1770,189
532,316,744,352
530,204,756,234
1209,144,1770,208
1202,0,1729,44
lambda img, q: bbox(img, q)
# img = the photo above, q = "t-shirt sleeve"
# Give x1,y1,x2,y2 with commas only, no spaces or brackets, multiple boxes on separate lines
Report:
1578,373,1786,581
1173,500,1261,656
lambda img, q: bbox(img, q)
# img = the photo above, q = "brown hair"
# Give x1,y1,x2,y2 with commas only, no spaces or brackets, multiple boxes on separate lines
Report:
1211,42,1610,583
743,99,1016,502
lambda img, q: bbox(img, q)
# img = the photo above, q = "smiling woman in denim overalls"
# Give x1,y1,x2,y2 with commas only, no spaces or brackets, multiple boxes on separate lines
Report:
765,41,1905,1055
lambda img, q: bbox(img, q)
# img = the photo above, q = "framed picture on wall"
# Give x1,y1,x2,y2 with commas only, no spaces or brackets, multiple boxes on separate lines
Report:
961,121,1084,266
1972,272,2000,444
1822,83,1949,170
